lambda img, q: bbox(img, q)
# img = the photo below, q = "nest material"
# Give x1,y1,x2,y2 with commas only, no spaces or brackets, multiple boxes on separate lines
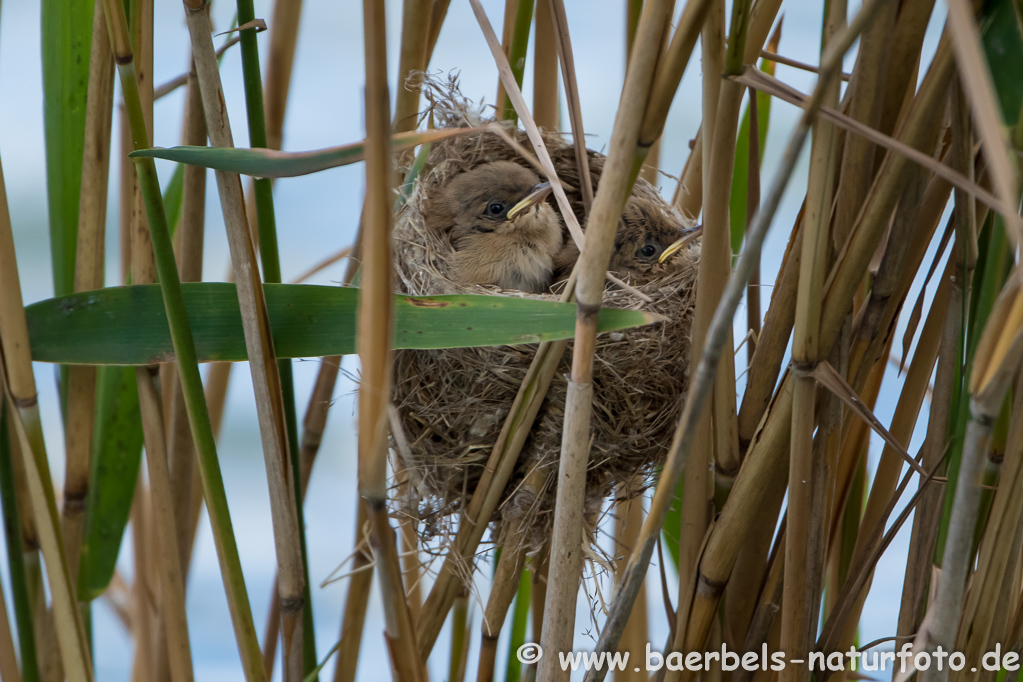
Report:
391,100,699,553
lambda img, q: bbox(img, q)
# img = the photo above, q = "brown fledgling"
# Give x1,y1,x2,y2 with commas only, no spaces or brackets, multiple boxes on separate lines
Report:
426,161,563,294
553,195,701,281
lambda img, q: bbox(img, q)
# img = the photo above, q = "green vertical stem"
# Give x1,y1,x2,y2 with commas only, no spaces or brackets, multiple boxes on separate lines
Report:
937,218,1010,561
42,0,94,409
501,0,535,123
504,568,532,682
0,408,40,682
41,0,93,299
234,1,316,675
102,0,267,678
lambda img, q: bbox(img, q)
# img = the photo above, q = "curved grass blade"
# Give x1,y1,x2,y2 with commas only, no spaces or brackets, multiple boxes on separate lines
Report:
0,409,41,682
730,24,780,254
42,0,93,299
78,366,144,599
128,127,482,178
982,0,1023,126
25,283,664,365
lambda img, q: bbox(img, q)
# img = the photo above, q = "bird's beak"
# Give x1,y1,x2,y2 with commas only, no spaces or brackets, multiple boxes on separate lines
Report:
658,224,703,263
507,181,553,219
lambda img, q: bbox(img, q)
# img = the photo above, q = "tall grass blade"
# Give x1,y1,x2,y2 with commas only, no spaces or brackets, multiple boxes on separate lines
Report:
234,0,316,674
0,410,40,682
25,284,661,364
104,0,268,677
730,34,779,254
42,0,93,299
129,128,482,178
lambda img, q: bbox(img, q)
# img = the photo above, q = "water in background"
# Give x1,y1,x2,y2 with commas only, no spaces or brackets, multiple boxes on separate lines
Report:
0,0,948,679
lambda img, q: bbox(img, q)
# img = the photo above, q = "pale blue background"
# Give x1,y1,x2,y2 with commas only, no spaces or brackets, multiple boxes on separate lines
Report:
0,0,949,679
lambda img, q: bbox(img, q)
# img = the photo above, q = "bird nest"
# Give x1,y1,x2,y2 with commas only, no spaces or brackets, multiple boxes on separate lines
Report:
390,98,699,557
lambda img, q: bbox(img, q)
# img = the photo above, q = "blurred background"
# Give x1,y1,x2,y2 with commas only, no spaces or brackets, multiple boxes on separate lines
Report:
0,0,948,678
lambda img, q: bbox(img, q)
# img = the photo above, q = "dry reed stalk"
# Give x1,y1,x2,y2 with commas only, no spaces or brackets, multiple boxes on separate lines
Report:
672,129,702,217
757,50,851,81
328,1,438,671
849,172,956,402
129,480,153,682
334,503,372,682
263,0,304,151
877,0,935,137
531,552,548,666
783,0,844,675
817,275,952,657
548,0,593,213
394,0,431,134
791,36,961,663
536,0,671,675
135,369,195,682
819,455,941,682
495,0,518,119
633,4,668,216
824,446,864,622
232,3,313,676
638,0,715,150
425,0,453,65
391,0,433,629
449,590,471,682
415,0,593,654
740,80,765,374
533,0,558,130
0,573,20,682
129,0,155,285
724,116,782,625
61,2,114,588
616,497,649,682
663,0,782,219
830,269,949,656
168,62,208,576
946,0,1020,243
898,143,981,642
731,539,784,682
831,0,897,249
119,3,197,679
477,518,528,682
118,108,132,285
673,0,728,664
957,396,1023,681
181,359,229,575
722,459,786,650
359,2,423,678
823,357,884,553
896,255,963,637
396,471,423,625
913,273,1023,682
103,1,267,679
152,37,242,101
583,4,889,678
0,115,91,682
181,4,306,679
369,506,424,682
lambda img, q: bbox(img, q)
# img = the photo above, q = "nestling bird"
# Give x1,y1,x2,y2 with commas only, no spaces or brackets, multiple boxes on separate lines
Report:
426,161,563,294
552,195,701,281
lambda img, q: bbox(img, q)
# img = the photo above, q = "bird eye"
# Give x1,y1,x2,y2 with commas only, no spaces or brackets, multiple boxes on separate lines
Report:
487,202,505,216
638,243,659,259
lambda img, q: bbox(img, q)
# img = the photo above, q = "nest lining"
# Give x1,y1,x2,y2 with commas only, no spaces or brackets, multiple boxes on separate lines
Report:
391,98,699,555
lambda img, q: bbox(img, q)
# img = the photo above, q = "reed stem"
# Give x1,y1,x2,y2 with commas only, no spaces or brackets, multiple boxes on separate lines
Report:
539,1,671,678
101,1,268,678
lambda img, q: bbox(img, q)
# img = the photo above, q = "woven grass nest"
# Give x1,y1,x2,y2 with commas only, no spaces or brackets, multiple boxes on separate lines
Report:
391,95,700,556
